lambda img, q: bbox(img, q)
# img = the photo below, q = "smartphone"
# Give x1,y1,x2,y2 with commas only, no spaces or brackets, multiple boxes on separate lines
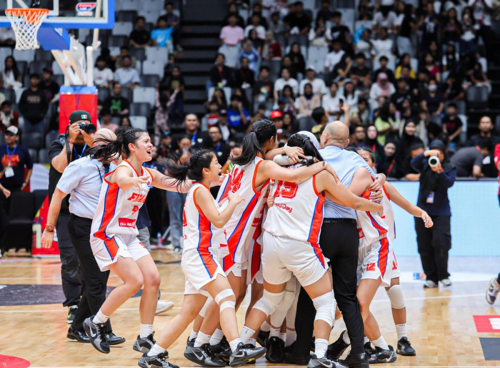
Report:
182,147,189,153
339,99,344,107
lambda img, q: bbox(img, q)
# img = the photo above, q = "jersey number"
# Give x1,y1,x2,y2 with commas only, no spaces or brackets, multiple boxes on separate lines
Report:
230,168,244,193
273,181,298,199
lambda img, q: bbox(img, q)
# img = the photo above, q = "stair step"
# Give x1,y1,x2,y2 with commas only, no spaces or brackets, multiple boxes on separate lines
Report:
185,90,208,100
176,62,214,72
181,25,221,35
184,103,207,115
185,76,207,87
176,50,217,62
181,37,221,47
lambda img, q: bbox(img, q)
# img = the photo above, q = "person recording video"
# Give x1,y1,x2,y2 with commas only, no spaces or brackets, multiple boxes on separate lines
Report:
411,139,456,289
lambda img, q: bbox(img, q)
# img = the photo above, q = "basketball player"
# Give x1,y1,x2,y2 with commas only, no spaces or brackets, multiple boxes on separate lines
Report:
138,149,266,368
239,133,383,368
82,129,190,355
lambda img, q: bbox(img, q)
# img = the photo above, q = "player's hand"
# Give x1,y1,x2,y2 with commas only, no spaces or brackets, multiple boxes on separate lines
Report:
267,194,275,208
133,175,150,191
68,123,82,142
283,146,306,164
41,230,54,248
421,211,434,228
323,162,340,184
369,177,382,192
229,193,244,205
370,189,383,203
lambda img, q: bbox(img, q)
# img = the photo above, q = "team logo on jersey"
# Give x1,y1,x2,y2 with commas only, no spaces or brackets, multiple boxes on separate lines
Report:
118,218,137,228
127,193,147,203
366,263,376,271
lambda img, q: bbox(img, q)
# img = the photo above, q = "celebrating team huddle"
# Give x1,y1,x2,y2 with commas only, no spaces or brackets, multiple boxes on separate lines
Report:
73,120,433,368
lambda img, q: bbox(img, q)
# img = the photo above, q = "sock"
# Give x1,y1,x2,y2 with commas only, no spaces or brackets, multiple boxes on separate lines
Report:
93,310,109,324
315,338,328,359
189,330,198,341
229,338,242,352
286,329,296,346
209,329,224,346
240,326,255,344
140,324,154,338
279,332,286,343
261,321,271,332
194,332,211,347
342,331,350,344
269,326,280,338
372,336,389,350
248,338,257,346
364,336,370,344
148,343,166,357
396,324,407,340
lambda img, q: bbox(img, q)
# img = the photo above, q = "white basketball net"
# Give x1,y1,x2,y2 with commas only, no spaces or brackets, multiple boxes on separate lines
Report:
5,8,49,50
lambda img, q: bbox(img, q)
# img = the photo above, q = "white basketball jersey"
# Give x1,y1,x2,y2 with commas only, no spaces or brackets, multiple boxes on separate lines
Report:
264,175,325,245
92,160,153,240
183,183,227,252
216,156,269,270
356,189,389,247
381,185,396,241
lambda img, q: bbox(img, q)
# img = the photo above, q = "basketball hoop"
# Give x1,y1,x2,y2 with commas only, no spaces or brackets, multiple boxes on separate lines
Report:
5,8,49,50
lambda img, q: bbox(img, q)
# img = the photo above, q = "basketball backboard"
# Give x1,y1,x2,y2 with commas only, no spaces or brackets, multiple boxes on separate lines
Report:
0,0,114,28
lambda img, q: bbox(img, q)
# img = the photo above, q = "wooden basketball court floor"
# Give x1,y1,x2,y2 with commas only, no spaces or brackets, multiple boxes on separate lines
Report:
1,251,500,368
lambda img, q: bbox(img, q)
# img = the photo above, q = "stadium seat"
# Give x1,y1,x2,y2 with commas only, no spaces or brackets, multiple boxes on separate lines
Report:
135,60,142,74
307,46,329,74
479,57,488,73
45,131,59,149
6,191,36,251
338,8,355,32
130,47,147,62
29,61,51,75
130,102,151,117
0,47,12,65
34,49,53,62
140,9,160,24
355,20,373,32
109,35,129,48
22,133,44,150
117,10,138,22
13,49,35,63
121,87,133,102
287,34,308,48
113,22,133,36
466,85,489,109
145,47,169,66
119,0,141,11
218,45,240,68
445,100,466,115
130,116,147,130
28,148,38,162
458,114,468,143
142,60,165,79
133,87,155,104
98,88,110,104
141,74,160,87
15,88,25,104
0,88,16,103
38,148,49,164
298,117,315,132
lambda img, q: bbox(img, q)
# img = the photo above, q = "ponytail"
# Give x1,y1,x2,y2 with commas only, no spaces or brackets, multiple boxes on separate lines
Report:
231,119,276,166
287,133,324,165
164,149,214,189
87,128,147,161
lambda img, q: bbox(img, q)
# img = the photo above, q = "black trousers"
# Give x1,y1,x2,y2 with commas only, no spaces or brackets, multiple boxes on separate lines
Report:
57,209,83,307
415,215,451,283
0,186,20,251
295,219,365,355
68,214,112,333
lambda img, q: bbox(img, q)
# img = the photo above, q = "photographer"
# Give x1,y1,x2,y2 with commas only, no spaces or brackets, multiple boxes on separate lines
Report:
48,110,95,323
411,140,456,289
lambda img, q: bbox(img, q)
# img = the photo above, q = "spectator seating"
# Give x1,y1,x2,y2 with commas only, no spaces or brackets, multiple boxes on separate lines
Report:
5,191,36,251
146,47,169,66
13,49,35,63
445,100,466,115
109,35,129,48
121,87,133,102
130,47,147,62
98,88,110,104
143,60,165,79
307,46,329,75
287,34,308,47
466,86,489,109
113,22,134,36
117,10,138,22
141,74,160,87
45,131,59,149
28,148,37,163
219,45,240,68
133,87,156,104
130,102,151,117
38,148,49,164
284,45,308,59
130,116,147,130
22,133,44,150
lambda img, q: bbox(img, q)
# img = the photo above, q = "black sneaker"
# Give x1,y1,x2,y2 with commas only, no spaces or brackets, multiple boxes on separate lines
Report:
326,331,350,360
229,342,266,367
67,306,78,324
106,332,126,345
369,345,397,364
83,316,110,354
265,336,285,363
364,341,376,357
133,332,156,353
307,354,348,368
208,336,230,360
256,330,269,347
184,344,226,367
67,326,89,343
138,352,180,368
396,337,416,356
216,345,232,364
284,344,310,365
186,337,195,348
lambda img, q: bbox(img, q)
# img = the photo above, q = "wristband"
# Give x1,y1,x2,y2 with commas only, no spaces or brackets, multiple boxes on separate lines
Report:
45,224,55,232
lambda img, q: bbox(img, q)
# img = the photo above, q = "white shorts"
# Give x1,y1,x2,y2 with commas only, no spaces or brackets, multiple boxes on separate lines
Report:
247,232,263,285
90,234,150,272
390,247,400,279
262,231,328,287
357,236,394,288
182,248,226,297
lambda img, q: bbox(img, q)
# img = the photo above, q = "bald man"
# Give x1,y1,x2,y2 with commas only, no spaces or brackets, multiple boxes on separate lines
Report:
41,128,125,345
171,113,213,152
291,121,384,368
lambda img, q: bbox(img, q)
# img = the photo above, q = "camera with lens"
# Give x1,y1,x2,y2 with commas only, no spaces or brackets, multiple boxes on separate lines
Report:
78,122,96,134
428,156,440,168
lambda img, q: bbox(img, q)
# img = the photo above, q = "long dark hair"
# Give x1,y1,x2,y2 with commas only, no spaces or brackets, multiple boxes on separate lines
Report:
231,119,276,166
287,133,323,165
165,149,214,188
5,56,19,79
88,128,148,161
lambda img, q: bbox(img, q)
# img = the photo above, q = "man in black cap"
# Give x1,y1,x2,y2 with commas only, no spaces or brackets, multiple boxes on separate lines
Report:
48,110,95,324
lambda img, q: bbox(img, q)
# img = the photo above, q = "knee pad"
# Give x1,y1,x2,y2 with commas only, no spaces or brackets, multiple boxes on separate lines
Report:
220,300,236,312
386,285,405,309
254,290,284,317
214,289,235,305
312,291,335,327
199,296,212,318
276,280,298,312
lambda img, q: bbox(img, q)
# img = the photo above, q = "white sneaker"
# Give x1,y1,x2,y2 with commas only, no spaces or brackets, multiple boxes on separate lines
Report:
486,278,500,305
440,278,452,287
156,300,174,315
174,247,182,254
424,280,438,288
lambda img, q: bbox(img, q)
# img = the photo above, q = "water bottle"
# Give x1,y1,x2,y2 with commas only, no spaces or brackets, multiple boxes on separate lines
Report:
157,232,162,247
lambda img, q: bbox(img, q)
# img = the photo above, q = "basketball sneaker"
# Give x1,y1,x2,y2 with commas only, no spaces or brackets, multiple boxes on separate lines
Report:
423,280,438,288
83,316,110,354
440,279,452,287
229,342,266,366
156,301,174,315
486,278,500,304
369,345,397,364
208,336,230,360
134,332,156,353
139,351,179,368
326,331,350,360
396,337,416,356
67,306,78,324
265,336,285,363
256,330,269,347
184,344,226,367
186,336,195,348
307,354,347,368
364,341,376,357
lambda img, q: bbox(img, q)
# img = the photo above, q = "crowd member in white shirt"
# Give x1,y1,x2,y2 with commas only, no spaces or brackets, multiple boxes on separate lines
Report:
373,7,398,35
372,27,395,60
273,68,299,103
299,66,327,96
322,82,345,116
94,57,113,89
356,28,376,60
114,56,140,88
244,14,266,40
469,0,494,57
324,40,345,73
